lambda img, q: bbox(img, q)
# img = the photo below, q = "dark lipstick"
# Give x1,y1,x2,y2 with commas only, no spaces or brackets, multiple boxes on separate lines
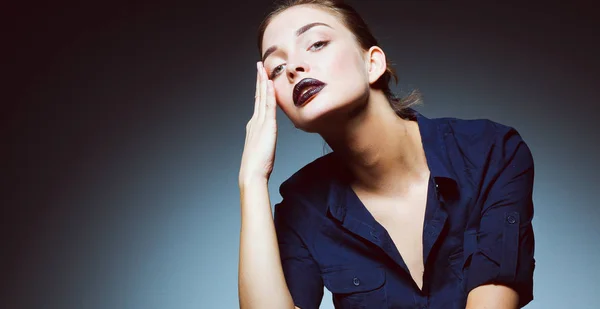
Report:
293,78,326,107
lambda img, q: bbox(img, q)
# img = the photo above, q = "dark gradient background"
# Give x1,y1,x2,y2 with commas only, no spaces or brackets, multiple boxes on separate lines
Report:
3,1,599,308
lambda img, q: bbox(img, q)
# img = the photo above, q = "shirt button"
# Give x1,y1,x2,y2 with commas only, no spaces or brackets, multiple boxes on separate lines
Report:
507,215,517,224
353,277,360,286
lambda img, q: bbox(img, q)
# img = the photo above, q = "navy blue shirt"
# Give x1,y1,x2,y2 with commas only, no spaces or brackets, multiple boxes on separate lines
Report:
273,109,535,309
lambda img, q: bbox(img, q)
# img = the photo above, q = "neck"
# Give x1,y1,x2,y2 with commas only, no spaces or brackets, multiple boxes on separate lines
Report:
321,91,429,196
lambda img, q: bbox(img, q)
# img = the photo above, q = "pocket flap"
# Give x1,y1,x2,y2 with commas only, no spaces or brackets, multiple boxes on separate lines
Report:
322,268,385,294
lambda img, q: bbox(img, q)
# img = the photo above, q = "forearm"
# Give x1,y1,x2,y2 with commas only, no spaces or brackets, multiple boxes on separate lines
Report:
238,179,295,309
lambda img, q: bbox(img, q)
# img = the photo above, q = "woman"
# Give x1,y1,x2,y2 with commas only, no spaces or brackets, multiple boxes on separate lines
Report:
238,1,535,308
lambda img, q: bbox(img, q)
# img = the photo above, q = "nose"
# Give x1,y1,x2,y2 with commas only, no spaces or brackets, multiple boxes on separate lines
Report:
286,61,309,81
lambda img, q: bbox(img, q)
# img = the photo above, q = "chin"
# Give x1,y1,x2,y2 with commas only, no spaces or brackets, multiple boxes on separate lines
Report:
293,92,365,133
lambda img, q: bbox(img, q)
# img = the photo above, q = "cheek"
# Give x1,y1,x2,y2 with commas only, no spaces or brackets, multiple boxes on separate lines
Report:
274,84,290,106
273,84,295,115
328,47,365,82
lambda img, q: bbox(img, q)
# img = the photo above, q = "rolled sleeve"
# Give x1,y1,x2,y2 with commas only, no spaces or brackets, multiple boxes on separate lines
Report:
466,128,536,307
274,201,323,309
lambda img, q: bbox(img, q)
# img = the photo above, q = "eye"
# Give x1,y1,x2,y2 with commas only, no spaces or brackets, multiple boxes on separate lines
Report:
309,40,329,51
269,41,330,79
270,64,285,79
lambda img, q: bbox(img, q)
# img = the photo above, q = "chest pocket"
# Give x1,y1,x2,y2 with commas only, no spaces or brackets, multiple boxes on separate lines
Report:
322,267,387,308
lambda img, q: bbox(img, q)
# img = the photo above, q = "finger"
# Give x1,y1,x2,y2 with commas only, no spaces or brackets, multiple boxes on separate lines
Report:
245,119,253,146
256,62,263,120
253,62,260,117
258,62,268,121
265,80,277,121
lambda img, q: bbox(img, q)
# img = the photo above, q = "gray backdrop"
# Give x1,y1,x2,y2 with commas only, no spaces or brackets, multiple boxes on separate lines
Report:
4,1,598,308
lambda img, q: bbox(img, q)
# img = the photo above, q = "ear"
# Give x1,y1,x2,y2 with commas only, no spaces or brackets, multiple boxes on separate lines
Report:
365,46,387,85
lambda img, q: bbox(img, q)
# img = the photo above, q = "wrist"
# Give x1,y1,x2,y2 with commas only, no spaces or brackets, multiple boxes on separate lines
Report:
239,176,269,189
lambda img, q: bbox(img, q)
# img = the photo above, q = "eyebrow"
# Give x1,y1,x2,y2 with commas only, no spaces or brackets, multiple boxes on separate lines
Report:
261,22,333,63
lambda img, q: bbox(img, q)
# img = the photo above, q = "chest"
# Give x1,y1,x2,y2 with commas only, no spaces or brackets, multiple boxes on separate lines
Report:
354,177,430,245
352,178,431,287
363,194,428,248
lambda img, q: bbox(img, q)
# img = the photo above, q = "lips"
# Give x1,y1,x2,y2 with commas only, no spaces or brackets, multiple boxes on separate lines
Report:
293,78,326,107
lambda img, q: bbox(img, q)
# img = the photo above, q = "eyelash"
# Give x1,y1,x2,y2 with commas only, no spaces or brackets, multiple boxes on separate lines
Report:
269,40,330,79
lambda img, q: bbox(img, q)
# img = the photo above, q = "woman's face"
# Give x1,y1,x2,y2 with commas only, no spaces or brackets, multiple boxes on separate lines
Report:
261,5,375,133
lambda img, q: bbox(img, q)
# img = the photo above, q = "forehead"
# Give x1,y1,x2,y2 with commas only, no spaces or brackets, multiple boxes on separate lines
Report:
262,5,343,50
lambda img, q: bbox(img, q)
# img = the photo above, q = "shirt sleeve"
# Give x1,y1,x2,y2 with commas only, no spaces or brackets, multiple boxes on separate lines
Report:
465,127,536,308
273,200,323,309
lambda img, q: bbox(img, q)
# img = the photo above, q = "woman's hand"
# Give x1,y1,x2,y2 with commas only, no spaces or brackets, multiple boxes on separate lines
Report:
239,62,278,186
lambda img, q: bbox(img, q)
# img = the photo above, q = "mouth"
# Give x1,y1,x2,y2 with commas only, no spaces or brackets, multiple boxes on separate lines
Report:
293,78,326,107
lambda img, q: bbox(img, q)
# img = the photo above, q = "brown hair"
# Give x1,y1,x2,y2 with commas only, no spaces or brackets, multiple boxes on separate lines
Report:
257,0,422,120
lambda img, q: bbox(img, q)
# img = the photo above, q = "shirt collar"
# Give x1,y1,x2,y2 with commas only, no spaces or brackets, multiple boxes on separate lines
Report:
412,108,458,183
327,108,458,222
